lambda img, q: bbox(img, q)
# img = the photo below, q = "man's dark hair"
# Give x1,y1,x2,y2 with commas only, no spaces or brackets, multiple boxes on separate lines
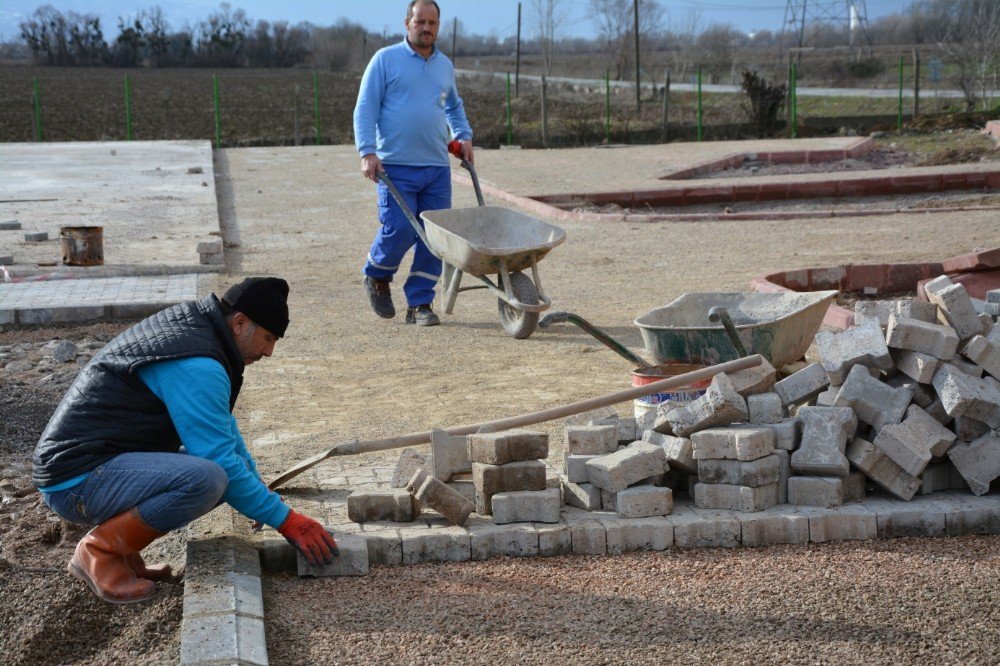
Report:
407,0,440,19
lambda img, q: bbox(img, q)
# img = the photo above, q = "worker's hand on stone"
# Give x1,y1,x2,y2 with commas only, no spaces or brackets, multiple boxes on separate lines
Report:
361,154,383,184
278,510,339,565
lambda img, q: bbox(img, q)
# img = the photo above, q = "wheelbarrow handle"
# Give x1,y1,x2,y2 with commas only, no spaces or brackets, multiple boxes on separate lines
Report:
540,310,653,369
460,161,486,207
708,306,749,358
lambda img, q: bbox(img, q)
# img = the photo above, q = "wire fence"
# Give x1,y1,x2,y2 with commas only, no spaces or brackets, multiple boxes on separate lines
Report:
0,50,994,149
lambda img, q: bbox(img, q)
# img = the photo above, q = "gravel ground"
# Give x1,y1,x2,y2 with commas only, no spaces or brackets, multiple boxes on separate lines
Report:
263,536,1000,664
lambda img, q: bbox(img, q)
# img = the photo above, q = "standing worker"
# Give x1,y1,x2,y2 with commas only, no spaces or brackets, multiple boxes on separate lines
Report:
33,277,337,604
354,0,474,326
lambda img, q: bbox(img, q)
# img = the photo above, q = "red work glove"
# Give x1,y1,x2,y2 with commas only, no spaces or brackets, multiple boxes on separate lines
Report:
278,510,339,565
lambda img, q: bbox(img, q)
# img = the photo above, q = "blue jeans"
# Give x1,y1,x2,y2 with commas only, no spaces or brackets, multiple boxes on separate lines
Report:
42,452,228,532
363,164,451,307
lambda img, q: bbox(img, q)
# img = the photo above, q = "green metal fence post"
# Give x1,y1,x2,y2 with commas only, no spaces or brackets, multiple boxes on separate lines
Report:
125,74,134,141
313,71,321,145
505,71,512,146
897,55,904,130
32,76,43,142
791,62,798,139
696,68,703,142
212,74,222,149
605,69,611,143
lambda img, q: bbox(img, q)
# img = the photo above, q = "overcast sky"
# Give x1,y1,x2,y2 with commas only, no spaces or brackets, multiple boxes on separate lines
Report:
0,0,911,42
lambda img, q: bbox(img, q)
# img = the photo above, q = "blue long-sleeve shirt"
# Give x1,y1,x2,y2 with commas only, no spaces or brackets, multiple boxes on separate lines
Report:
136,357,290,529
353,39,472,166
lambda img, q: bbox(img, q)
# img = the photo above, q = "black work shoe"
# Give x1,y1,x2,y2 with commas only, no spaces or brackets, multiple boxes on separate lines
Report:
364,276,395,319
405,304,440,326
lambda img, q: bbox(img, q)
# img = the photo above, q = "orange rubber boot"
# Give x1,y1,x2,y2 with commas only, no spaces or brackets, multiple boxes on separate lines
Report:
126,554,174,581
68,508,162,604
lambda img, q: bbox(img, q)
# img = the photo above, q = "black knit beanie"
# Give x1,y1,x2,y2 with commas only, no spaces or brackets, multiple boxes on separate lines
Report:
221,277,290,337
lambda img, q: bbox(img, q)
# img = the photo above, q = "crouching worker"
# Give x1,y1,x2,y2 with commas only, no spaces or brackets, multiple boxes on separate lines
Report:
32,277,337,604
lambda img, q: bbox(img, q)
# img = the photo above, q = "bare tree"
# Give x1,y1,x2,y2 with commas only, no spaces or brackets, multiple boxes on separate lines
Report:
590,0,664,81
529,0,569,75
933,0,1000,111
142,7,171,66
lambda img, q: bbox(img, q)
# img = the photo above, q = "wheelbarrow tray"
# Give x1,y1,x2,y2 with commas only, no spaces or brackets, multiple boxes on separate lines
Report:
420,206,566,277
634,290,838,369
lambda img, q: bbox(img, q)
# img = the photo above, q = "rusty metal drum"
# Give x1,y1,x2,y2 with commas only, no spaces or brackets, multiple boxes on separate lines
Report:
60,226,104,266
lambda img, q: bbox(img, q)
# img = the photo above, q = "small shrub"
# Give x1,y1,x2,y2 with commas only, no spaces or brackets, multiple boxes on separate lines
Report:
740,69,787,138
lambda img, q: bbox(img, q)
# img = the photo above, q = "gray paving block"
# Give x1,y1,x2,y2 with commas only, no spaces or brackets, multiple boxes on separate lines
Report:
726,357,777,396
947,433,1000,496
598,515,673,554
568,519,607,555
430,428,471,481
690,427,774,462
347,488,417,523
24,231,48,242
616,485,674,518
180,613,268,666
473,460,546,515
0,220,22,230
536,523,572,556
666,373,749,437
468,522,539,560
963,334,1000,381
787,476,843,508
0,255,13,265
886,314,958,360
18,305,107,324
924,276,981,341
847,437,922,501
815,319,893,385
643,430,696,473
401,527,471,564
932,364,1000,429
565,424,618,454
834,364,911,432
297,534,368,577
259,537,297,573
492,487,561,524
739,507,810,546
361,528,402,566
698,454,781,487
585,442,668,492
861,496,947,538
891,348,941,384
468,429,548,464
694,481,779,512
391,448,427,488
183,571,263,619
669,506,741,548
416,475,474,526
773,362,830,406
561,477,602,510
563,452,600,483
791,406,855,476
799,505,878,542
939,492,1000,536
747,392,784,424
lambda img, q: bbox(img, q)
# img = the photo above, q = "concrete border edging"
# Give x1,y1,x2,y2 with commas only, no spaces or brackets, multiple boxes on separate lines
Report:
180,537,269,666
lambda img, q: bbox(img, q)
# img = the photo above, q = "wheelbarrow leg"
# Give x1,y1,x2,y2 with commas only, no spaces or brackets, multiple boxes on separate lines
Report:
442,262,462,315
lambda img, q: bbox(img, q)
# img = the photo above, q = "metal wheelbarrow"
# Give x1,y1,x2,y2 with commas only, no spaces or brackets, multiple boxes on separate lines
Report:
379,155,565,339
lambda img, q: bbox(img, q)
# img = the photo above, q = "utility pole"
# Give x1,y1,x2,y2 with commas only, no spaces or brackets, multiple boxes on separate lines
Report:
451,17,457,63
515,2,522,97
634,0,641,111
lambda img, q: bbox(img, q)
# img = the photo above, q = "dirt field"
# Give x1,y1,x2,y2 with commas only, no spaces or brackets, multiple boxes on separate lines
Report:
1,137,997,663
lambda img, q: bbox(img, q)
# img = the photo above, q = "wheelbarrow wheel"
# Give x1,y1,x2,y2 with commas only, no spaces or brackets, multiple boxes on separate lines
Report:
498,271,539,339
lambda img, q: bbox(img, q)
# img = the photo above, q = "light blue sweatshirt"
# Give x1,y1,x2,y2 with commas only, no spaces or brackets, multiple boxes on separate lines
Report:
354,39,472,166
136,357,290,529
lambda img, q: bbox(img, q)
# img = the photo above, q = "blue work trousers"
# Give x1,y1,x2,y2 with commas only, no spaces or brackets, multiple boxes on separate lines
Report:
41,452,228,532
363,164,451,307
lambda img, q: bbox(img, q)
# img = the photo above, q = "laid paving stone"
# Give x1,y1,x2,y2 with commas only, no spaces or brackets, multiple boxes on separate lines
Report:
415,475,474,526
886,314,958,360
665,373,749,437
861,496,948,539
180,613,267,666
360,529,403,566
694,482,779,512
492,487,561,524
739,506,810,546
791,406,856,476
697,453,781,487
939,492,1000,536
798,505,878,543
0,255,13,265
932,363,1000,428
347,488,417,523
891,348,941,384
616,485,673,518
468,429,548,465
923,276,982,341
24,231,48,242
642,430,696,473
536,523,572,556
561,477,602,510
468,522,539,560
430,429,471,481
401,527,471,564
747,392,783,424
787,476,843,508
690,427,774,462
834,364,912,432
297,534,369,577
563,452,600,483
946,432,1000,496
566,517,607,555
565,424,618,455
846,437,922,501
773,362,830,407
585,442,667,492
0,220,21,230
962,334,1000,380
815,319,893,385
669,505,741,548
598,515,673,553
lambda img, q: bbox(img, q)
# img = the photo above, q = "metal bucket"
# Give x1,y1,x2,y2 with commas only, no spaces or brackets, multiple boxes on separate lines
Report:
60,226,104,266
